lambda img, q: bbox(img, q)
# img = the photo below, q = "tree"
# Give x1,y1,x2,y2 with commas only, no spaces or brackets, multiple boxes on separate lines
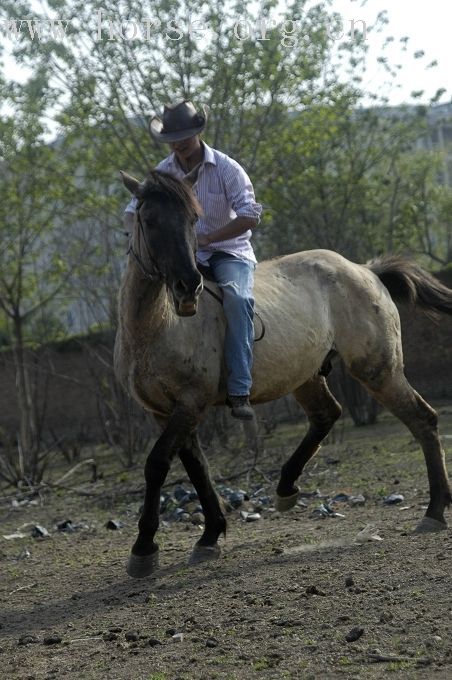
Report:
256,102,436,262
1,0,357,169
3,0,445,267
0,76,93,482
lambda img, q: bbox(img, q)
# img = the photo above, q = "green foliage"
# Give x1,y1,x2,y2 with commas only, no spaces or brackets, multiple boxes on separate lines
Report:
256,100,449,262
25,310,68,346
0,312,11,347
0,74,113,479
1,0,339,175
0,78,84,326
2,0,449,268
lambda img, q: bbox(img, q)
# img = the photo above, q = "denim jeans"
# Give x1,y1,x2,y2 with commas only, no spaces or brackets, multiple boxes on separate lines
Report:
207,252,256,397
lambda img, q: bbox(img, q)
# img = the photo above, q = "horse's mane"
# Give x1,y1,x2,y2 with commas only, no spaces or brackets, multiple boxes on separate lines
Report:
141,171,202,219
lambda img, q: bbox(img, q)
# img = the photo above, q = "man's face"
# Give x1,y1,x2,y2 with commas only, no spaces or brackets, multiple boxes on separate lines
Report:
169,135,200,161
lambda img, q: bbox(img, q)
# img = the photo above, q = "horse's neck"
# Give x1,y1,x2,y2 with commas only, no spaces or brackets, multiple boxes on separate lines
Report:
119,260,173,337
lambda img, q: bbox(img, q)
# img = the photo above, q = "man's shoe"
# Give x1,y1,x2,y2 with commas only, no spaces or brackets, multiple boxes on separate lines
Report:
229,395,254,421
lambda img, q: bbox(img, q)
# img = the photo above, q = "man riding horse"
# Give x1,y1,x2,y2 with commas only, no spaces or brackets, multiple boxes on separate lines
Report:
118,105,452,580
124,100,262,420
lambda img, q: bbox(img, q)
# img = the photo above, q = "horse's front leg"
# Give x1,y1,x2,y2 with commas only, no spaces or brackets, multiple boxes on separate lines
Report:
127,409,196,579
178,433,227,565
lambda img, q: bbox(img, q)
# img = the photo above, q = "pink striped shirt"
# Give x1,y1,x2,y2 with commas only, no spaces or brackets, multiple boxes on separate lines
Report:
125,142,262,264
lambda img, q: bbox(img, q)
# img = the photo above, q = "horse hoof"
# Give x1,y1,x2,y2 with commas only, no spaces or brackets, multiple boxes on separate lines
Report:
126,552,159,578
275,488,300,512
414,516,448,534
188,544,221,566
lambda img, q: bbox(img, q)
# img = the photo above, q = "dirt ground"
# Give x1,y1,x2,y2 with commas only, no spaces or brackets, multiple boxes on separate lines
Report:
1,405,452,680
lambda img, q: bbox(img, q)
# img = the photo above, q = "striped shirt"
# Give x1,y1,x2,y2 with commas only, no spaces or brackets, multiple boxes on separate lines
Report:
124,142,262,264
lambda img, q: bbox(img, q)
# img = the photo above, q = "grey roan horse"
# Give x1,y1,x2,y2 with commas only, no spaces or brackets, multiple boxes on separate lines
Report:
116,169,452,578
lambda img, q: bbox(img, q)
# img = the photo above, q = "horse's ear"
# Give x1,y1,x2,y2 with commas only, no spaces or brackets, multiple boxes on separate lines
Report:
183,163,201,188
120,171,143,197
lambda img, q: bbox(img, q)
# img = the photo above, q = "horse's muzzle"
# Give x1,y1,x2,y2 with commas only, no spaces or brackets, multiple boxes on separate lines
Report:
173,277,203,317
176,301,198,316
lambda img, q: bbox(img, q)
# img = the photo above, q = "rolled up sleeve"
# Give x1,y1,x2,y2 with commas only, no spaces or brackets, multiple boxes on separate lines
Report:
223,158,262,223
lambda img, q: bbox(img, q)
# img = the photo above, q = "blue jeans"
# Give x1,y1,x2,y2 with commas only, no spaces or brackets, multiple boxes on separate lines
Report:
207,252,256,396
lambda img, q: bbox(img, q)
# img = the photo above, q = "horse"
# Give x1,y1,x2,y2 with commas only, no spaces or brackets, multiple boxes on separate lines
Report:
115,168,452,579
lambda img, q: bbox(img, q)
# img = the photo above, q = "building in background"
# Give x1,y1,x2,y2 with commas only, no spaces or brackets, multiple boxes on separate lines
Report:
418,102,452,186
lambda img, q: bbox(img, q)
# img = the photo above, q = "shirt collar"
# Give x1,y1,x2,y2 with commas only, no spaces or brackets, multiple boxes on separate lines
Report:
200,141,216,165
169,140,216,171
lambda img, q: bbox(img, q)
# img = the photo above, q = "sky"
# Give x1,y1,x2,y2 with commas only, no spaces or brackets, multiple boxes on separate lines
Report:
331,0,450,105
2,0,450,108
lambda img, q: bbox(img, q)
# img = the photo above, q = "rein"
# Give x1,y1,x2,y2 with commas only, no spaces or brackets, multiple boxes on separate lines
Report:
127,204,265,342
203,285,265,343
127,202,166,281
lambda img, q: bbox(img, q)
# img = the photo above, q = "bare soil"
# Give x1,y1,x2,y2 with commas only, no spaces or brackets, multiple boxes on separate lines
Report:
1,406,452,680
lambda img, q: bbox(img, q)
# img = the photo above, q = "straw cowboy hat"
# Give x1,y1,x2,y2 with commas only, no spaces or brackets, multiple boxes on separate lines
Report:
149,100,209,142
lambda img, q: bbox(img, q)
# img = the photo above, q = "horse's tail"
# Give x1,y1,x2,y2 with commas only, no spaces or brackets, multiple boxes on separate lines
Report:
367,255,452,319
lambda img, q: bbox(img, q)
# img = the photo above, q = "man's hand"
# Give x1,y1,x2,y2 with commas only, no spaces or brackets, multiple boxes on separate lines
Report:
197,216,257,248
197,233,211,247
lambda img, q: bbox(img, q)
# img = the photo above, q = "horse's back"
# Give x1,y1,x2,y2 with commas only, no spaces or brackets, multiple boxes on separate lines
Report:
250,249,402,401
254,248,385,332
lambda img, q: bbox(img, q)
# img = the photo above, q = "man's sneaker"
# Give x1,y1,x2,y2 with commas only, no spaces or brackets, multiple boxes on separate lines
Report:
228,395,254,420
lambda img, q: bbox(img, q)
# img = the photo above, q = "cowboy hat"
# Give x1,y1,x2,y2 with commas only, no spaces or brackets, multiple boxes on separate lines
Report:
149,100,208,142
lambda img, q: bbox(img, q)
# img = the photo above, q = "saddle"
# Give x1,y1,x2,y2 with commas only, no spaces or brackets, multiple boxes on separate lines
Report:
196,263,265,342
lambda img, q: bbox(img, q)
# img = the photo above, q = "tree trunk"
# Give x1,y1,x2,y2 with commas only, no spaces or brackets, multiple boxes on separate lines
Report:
11,313,40,481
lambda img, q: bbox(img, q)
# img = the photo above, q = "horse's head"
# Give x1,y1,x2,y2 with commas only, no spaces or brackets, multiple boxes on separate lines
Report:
121,167,203,317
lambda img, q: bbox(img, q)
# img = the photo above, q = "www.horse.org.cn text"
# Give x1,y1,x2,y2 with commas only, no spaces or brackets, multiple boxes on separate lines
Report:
1,13,367,47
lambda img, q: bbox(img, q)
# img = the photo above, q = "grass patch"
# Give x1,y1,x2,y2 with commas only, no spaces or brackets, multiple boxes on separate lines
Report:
387,661,412,671
338,656,352,665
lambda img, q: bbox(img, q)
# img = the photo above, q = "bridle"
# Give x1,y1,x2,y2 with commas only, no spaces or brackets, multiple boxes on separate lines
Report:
126,201,167,281
126,202,265,342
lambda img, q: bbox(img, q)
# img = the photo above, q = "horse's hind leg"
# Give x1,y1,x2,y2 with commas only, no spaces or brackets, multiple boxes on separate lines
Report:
351,367,451,531
127,408,196,579
178,433,227,565
276,375,342,510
